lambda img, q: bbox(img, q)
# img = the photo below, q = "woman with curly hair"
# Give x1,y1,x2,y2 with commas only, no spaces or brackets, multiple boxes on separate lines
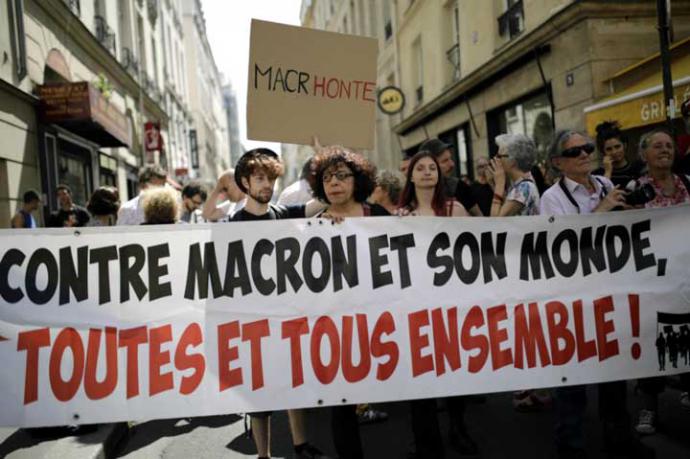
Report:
311,146,389,218
141,187,179,224
397,151,467,216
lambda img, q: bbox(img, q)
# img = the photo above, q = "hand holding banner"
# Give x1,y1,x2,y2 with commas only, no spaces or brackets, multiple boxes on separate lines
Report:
1,207,689,427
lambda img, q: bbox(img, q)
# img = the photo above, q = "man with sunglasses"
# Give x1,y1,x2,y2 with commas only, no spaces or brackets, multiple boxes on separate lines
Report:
540,131,652,459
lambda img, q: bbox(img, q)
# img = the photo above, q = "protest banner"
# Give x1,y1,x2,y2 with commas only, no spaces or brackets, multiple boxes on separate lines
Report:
1,206,689,427
246,19,378,149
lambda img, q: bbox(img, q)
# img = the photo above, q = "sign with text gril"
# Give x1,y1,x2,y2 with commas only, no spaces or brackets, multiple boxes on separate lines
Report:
247,19,378,149
1,207,689,427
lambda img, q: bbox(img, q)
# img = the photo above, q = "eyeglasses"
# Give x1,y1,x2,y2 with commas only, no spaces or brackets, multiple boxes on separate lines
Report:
560,143,595,158
494,154,509,159
322,171,354,183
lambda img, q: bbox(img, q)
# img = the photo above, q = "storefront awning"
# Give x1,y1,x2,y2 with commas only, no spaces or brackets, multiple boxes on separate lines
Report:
584,38,690,135
38,82,132,148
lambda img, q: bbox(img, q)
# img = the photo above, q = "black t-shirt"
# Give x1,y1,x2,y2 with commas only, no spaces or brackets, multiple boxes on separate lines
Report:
444,176,477,212
229,203,306,221
47,205,90,227
593,160,646,189
365,203,390,216
470,182,493,216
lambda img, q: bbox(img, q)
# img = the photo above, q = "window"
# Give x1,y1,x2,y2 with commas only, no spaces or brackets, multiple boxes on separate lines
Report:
412,37,423,105
446,1,461,82
99,153,117,187
488,90,553,164
382,0,392,41
498,0,524,40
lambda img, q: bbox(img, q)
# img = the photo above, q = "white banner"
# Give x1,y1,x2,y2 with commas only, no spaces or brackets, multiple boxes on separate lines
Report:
1,207,689,427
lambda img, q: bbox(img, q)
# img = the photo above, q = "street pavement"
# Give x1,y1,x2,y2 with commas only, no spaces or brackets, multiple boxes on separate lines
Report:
2,382,689,458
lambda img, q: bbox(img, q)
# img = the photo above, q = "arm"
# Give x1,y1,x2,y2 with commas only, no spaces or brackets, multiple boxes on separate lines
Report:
493,200,524,217
304,198,327,217
202,171,234,221
11,213,23,228
451,202,469,217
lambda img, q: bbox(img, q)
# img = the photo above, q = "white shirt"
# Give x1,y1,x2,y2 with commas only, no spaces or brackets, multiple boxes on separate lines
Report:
540,175,613,215
117,195,144,226
277,179,312,206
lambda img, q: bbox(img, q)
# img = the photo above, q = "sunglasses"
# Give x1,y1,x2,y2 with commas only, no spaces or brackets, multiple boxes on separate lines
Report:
560,143,595,158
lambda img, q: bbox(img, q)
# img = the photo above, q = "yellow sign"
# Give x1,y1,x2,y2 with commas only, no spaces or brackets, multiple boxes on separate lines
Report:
377,86,405,115
586,83,690,135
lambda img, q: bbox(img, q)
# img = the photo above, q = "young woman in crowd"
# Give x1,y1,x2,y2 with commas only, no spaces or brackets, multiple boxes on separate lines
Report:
595,120,645,188
488,133,540,217
397,151,467,217
633,129,690,436
396,150,475,459
86,186,120,226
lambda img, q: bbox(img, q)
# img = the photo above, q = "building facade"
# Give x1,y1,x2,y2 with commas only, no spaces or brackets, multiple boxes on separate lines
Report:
300,0,690,182
298,0,401,180
222,81,243,167
392,0,690,178
0,0,230,227
0,0,171,227
182,0,229,183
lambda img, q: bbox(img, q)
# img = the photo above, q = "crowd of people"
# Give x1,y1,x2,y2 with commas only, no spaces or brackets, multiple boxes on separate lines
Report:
9,98,690,459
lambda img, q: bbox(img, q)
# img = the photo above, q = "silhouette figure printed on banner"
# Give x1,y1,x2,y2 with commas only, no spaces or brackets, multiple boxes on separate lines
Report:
655,312,690,372
656,333,666,371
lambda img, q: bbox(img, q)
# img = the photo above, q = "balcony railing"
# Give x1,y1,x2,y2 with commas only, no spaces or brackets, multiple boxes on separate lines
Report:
498,0,524,40
63,0,80,16
446,43,461,82
94,16,116,56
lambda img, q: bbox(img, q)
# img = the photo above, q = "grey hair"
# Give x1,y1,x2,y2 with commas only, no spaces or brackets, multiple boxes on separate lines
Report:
376,170,403,204
547,129,590,174
638,129,674,160
495,133,537,172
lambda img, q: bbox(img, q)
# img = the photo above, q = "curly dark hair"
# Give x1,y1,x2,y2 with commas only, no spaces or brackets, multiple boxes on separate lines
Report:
87,186,120,216
311,146,377,204
595,120,626,153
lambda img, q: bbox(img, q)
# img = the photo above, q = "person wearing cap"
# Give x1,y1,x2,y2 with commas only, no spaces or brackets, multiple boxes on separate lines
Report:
540,131,655,459
227,148,329,459
417,138,482,216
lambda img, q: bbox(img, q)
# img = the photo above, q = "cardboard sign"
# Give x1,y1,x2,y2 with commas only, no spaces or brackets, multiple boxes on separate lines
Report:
247,20,378,149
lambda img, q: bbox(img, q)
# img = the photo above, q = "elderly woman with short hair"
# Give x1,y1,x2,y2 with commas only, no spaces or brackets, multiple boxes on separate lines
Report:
488,133,541,216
